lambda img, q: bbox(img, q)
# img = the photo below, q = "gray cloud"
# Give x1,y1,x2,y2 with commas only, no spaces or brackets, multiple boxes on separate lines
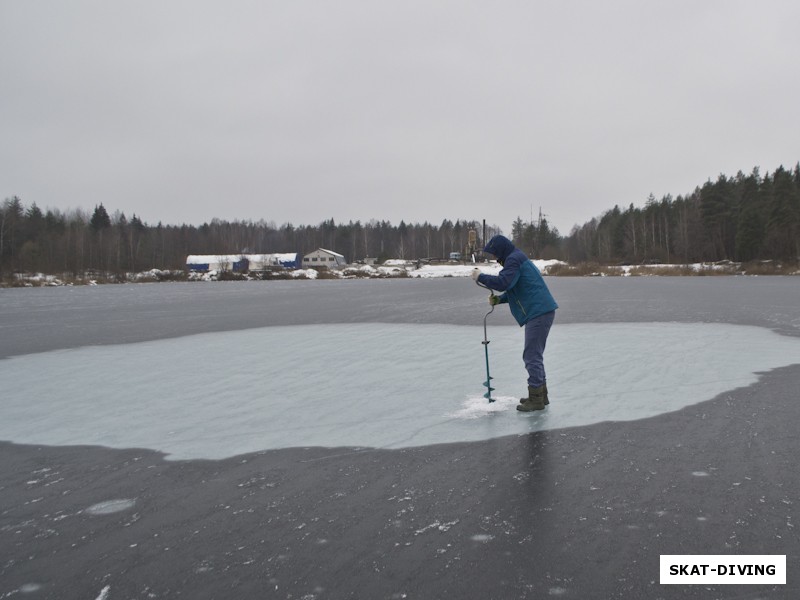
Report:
2,1,799,234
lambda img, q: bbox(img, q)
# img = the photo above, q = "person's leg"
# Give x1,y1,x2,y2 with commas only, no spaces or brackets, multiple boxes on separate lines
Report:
523,311,555,388
518,311,555,412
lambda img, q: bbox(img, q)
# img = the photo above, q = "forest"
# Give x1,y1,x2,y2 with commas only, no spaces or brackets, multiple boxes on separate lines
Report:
1,163,798,280
564,164,800,266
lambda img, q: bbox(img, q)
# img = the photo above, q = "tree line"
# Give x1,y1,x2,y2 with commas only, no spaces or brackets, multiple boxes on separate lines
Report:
564,164,800,265
0,199,502,277
2,163,797,278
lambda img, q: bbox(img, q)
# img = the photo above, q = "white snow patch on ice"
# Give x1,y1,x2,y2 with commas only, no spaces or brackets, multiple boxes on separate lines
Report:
85,499,136,515
0,323,798,460
19,583,43,593
95,586,110,600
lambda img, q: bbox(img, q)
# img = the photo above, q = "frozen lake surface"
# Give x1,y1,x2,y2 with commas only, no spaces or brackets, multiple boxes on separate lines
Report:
2,278,800,459
2,276,800,600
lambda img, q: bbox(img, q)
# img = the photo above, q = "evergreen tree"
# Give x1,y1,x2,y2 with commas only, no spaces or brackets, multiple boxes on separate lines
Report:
700,176,735,260
765,167,800,259
90,204,111,232
0,197,25,273
734,173,764,261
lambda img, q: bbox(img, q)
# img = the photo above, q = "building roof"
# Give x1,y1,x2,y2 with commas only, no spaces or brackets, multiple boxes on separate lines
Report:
306,248,345,258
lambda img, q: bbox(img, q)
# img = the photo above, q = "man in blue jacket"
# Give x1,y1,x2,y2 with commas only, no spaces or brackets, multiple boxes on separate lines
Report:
472,235,558,412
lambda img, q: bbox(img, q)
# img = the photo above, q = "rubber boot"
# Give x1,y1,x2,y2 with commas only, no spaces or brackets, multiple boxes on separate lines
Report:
520,382,550,405
517,385,546,412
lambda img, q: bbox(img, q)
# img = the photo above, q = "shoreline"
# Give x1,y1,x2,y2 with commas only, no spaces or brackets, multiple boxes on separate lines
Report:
2,258,799,288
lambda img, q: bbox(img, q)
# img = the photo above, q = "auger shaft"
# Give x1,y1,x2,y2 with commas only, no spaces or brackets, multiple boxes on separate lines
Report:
482,299,495,403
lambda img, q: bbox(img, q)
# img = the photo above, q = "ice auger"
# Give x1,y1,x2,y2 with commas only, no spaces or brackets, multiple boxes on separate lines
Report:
476,280,496,403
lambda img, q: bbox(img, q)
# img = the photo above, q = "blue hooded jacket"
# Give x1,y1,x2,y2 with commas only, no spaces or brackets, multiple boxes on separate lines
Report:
477,235,558,326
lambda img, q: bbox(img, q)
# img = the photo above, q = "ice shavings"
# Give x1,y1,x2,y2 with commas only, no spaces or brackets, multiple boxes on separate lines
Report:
449,396,519,419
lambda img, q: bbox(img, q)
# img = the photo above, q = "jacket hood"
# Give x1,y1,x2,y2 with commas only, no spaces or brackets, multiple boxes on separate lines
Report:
483,235,515,262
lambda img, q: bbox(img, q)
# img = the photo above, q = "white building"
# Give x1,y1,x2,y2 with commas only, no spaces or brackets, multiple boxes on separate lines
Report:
302,248,347,269
186,254,300,272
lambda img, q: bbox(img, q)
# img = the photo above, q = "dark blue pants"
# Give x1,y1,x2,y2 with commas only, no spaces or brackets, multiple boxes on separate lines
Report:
523,311,555,388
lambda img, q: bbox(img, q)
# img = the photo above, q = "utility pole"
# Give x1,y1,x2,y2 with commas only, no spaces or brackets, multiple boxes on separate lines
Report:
534,206,548,258
530,204,535,257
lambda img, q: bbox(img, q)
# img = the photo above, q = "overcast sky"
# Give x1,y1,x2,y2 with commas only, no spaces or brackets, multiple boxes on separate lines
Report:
2,1,799,235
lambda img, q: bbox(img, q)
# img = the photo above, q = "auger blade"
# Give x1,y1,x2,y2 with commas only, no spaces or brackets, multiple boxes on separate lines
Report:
483,377,496,402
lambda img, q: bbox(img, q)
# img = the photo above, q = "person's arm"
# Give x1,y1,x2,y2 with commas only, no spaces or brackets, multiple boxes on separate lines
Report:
477,254,522,292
